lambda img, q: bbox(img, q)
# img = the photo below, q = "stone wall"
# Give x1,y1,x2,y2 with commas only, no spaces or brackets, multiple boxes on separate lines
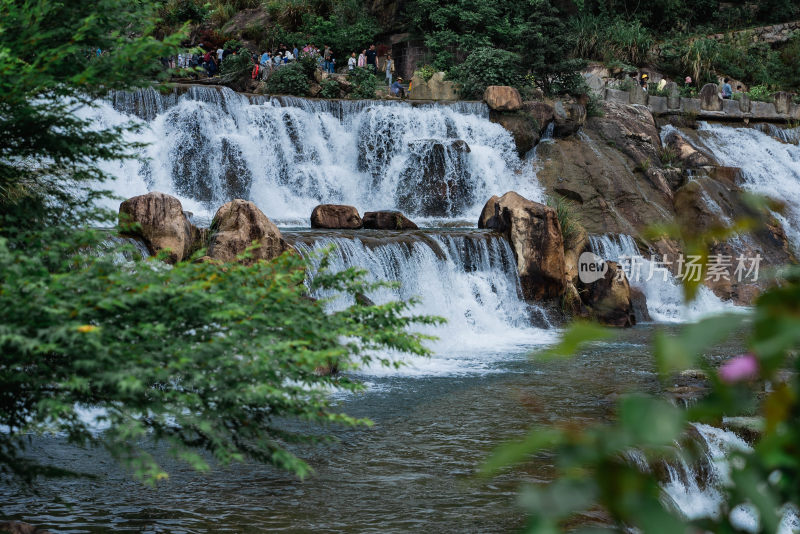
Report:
603,84,800,123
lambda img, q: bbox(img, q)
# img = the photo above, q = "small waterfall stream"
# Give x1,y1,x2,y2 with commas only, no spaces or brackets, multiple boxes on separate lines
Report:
286,230,557,375
589,233,733,321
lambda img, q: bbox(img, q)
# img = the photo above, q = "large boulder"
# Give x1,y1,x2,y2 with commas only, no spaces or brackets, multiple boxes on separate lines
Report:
523,101,555,132
310,204,363,229
578,260,636,327
478,192,566,300
552,100,587,138
409,72,459,101
663,130,713,168
362,211,418,230
119,192,192,263
207,199,292,263
489,111,539,156
483,86,523,111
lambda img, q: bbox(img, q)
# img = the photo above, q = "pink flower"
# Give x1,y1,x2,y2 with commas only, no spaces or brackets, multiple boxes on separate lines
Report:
718,353,759,383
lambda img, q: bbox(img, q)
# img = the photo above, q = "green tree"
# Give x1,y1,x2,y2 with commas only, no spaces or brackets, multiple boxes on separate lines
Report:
0,0,439,484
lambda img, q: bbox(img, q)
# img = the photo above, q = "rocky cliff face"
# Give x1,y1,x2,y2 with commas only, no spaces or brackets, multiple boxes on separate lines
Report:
535,101,674,236
526,100,796,305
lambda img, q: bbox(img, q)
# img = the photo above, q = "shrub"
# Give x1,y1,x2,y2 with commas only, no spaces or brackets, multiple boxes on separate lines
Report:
748,84,774,102
449,47,525,100
220,50,252,79
659,146,680,168
348,67,378,99
319,78,340,99
223,39,243,52
414,64,436,82
266,62,310,96
162,0,209,24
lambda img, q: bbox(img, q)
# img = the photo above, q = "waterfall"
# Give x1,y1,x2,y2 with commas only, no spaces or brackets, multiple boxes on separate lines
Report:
286,230,557,376
589,234,733,322
89,86,543,226
659,424,800,532
691,122,800,251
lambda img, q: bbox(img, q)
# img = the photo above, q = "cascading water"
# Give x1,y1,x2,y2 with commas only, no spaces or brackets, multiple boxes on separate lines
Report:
589,233,733,322
660,424,800,532
690,122,800,251
286,230,557,376
91,86,543,226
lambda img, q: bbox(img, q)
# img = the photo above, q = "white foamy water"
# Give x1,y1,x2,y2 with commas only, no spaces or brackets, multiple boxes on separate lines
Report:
692,122,800,251
291,232,557,376
588,233,734,322
86,86,543,226
661,424,800,532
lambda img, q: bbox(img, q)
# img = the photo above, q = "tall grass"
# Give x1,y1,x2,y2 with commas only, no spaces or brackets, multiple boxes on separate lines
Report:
570,15,653,66
547,196,581,250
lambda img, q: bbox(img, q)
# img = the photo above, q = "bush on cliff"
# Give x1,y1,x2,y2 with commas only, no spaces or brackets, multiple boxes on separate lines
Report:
266,62,311,96
449,48,525,100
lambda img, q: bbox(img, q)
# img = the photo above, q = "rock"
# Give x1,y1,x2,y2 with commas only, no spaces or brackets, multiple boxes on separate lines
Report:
578,260,636,327
665,82,680,109
310,204,363,229
478,192,566,300
0,521,52,534
552,100,586,137
207,199,292,264
739,92,751,112
722,416,764,443
483,86,523,111
628,84,648,105
523,101,555,133
773,91,793,114
396,139,473,217
119,192,193,263
536,101,673,236
663,130,713,168
362,211,418,230
489,111,539,156
564,224,588,284
582,72,606,97
630,287,651,323
409,72,459,101
700,83,723,111
562,281,589,318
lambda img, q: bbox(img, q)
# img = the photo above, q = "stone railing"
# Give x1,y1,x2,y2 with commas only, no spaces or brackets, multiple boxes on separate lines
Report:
603,83,799,122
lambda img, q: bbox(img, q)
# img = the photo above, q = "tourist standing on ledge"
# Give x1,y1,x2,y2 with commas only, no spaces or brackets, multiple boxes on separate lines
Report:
722,78,733,99
385,54,394,85
358,49,366,68
366,45,377,72
348,52,357,71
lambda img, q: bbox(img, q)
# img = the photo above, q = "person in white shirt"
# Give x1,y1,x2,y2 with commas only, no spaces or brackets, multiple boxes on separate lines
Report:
216,47,224,63
348,52,356,70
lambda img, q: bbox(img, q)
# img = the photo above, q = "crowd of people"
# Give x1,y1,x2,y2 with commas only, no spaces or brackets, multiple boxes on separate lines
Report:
165,41,408,97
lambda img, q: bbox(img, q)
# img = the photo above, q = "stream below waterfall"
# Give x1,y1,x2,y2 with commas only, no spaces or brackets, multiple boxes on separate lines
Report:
2,323,754,533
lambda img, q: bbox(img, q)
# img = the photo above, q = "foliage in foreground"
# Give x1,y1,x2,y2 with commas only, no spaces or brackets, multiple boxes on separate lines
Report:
486,266,800,531
0,0,439,485
0,225,438,483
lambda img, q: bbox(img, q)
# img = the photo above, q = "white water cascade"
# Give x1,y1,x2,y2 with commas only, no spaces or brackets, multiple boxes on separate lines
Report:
661,424,800,532
589,233,733,322
691,122,800,250
88,86,543,226
287,230,557,376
